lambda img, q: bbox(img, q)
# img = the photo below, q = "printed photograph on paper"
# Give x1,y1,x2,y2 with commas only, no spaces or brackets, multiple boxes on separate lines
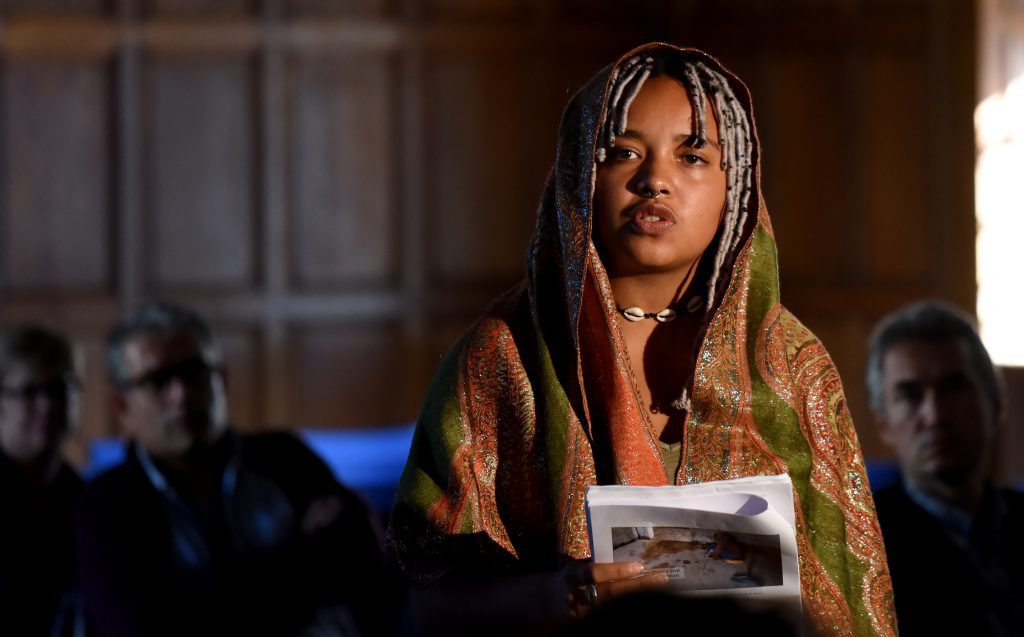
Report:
611,526,783,591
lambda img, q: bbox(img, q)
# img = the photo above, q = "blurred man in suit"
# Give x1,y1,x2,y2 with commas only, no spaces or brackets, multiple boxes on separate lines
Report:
867,300,1024,637
77,301,391,637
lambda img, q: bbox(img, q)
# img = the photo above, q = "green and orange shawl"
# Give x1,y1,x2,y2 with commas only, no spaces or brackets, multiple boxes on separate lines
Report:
389,44,896,637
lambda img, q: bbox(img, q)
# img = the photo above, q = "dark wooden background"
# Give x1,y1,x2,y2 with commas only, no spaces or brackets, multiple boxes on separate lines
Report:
0,0,989,476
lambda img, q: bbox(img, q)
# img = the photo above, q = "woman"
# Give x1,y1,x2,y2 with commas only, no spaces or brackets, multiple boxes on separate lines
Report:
389,43,896,637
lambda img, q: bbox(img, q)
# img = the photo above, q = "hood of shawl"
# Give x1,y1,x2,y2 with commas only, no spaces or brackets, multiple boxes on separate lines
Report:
526,42,775,380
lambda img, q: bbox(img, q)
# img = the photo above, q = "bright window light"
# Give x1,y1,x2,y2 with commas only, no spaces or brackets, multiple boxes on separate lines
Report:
976,50,1024,366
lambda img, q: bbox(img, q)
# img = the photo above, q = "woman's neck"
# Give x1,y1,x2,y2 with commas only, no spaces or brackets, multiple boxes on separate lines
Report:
607,260,700,312
604,257,709,442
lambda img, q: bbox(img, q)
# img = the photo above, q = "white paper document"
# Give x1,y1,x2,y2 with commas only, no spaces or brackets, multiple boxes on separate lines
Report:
586,474,801,609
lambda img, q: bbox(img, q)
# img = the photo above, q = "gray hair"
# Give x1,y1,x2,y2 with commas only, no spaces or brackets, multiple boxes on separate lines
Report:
865,300,1000,414
597,53,754,314
106,301,219,387
0,324,74,381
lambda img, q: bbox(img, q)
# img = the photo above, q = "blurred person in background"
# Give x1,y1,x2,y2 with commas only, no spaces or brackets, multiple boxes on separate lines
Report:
0,324,85,637
868,300,1024,637
77,301,392,637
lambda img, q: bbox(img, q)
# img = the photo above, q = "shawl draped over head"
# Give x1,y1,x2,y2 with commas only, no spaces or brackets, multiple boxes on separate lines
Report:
388,43,897,637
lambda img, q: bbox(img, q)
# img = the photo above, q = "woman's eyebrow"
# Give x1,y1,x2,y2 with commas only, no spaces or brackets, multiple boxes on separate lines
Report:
680,134,721,150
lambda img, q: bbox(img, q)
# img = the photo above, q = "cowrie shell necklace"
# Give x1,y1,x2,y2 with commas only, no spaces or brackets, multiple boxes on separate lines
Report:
616,295,703,323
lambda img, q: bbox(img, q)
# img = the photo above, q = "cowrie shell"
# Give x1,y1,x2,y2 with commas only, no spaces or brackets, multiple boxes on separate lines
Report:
622,307,645,322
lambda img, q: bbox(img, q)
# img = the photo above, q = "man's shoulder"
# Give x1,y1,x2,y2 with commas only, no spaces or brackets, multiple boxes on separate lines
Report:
235,429,343,488
237,429,316,462
81,457,148,500
55,461,82,487
77,455,160,530
871,481,927,529
868,487,909,522
872,482,908,507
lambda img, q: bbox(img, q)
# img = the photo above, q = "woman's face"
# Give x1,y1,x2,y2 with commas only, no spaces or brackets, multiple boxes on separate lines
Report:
593,76,727,279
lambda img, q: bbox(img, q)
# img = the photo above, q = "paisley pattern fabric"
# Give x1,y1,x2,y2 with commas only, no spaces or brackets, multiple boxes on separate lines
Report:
388,43,896,637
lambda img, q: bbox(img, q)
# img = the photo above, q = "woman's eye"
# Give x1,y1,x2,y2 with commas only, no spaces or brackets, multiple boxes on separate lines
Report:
609,147,638,160
682,153,707,165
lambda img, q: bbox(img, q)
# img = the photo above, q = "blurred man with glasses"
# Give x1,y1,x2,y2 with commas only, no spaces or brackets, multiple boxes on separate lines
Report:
0,324,84,636
76,301,390,637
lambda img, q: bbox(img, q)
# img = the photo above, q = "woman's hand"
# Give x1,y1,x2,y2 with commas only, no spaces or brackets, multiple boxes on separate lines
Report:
558,560,669,617
410,561,669,631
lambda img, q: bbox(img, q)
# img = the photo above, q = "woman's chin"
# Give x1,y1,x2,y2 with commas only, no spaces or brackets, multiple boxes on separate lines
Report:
609,254,699,278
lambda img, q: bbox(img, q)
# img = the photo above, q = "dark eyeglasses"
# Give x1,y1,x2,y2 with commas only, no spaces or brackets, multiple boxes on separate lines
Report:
120,358,218,393
0,377,81,402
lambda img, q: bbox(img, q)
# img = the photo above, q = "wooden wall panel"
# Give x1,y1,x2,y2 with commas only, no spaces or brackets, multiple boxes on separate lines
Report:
424,49,545,286
861,50,929,284
758,52,851,285
146,0,250,16
2,58,113,293
74,333,115,439
2,0,107,13
423,0,530,20
146,55,257,290
560,0,676,22
287,324,421,428
216,326,262,431
286,0,391,18
287,51,398,290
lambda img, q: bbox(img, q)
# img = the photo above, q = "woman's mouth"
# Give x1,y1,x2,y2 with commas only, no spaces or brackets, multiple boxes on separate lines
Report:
627,203,676,235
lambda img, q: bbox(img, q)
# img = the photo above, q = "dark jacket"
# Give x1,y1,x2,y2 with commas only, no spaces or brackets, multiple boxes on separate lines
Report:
76,430,390,637
874,479,1024,637
0,451,82,637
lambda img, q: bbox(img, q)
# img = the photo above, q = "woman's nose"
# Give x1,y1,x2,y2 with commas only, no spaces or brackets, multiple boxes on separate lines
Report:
633,157,671,199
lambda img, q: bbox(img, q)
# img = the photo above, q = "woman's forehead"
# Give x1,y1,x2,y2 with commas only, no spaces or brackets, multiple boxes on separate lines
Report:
619,76,721,143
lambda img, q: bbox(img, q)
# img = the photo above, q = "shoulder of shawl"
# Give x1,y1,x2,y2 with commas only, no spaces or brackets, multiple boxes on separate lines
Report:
775,305,820,352
755,303,841,409
459,281,533,361
777,307,844,400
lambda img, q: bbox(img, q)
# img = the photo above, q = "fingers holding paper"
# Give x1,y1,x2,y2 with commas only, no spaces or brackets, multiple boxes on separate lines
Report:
563,560,669,615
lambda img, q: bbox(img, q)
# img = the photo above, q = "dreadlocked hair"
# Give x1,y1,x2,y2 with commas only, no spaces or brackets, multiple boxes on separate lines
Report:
597,53,754,316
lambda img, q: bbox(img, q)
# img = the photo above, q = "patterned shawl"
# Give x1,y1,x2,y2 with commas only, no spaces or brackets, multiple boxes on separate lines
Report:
388,43,896,637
